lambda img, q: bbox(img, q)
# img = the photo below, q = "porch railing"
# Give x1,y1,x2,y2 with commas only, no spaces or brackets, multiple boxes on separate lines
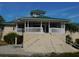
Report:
16,27,43,32
16,27,65,33
50,28,65,33
26,27,43,32
17,28,24,32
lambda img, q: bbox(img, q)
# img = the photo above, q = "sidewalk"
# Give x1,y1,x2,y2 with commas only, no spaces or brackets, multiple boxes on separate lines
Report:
0,45,30,56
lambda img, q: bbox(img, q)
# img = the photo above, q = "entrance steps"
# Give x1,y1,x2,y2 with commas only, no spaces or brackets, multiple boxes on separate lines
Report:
23,33,79,53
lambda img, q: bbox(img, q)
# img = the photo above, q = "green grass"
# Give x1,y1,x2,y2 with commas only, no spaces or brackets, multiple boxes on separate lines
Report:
30,52,79,57
50,52,79,57
0,52,79,57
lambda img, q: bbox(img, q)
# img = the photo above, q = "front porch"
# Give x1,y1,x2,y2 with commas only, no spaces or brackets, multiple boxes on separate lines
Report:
13,20,66,49
15,21,65,33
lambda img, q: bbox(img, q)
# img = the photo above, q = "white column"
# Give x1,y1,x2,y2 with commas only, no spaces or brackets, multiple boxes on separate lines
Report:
40,21,43,32
61,23,65,28
64,24,65,28
27,21,29,32
48,21,50,33
15,23,18,45
15,37,17,45
15,23,18,32
24,21,26,32
63,23,65,33
61,23,65,33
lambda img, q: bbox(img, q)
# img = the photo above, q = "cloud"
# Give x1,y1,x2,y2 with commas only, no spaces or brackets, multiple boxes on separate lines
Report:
68,14,79,19
55,6,79,12
50,6,79,15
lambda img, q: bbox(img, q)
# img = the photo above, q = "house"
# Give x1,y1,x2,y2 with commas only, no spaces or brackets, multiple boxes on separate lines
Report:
1,12,79,53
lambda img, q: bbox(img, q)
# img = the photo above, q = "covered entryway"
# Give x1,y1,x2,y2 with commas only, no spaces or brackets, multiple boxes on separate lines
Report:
42,22,49,33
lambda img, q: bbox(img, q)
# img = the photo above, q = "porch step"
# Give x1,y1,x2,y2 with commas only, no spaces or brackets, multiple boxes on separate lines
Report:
23,33,79,53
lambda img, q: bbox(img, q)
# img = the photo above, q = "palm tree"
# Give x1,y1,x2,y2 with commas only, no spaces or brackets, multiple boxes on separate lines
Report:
30,10,46,17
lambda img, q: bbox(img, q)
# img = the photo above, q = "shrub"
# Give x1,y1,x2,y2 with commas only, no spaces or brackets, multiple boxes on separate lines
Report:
4,32,19,44
75,39,79,44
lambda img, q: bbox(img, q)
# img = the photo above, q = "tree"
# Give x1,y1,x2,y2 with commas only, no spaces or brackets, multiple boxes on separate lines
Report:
30,10,46,17
0,16,5,29
65,23,79,33
4,32,19,44
0,16,5,40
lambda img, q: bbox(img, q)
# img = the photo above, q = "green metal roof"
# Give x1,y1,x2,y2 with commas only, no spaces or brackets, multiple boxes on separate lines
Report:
4,16,70,26
16,16,69,22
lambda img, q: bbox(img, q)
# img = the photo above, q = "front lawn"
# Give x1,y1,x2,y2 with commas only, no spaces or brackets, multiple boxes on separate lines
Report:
49,52,79,57
30,52,79,57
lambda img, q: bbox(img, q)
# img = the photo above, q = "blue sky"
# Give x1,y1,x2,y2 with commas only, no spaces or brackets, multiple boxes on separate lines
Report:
0,2,79,23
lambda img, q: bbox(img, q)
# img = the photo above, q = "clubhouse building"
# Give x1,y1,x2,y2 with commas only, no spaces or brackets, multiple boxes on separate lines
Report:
1,12,79,53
